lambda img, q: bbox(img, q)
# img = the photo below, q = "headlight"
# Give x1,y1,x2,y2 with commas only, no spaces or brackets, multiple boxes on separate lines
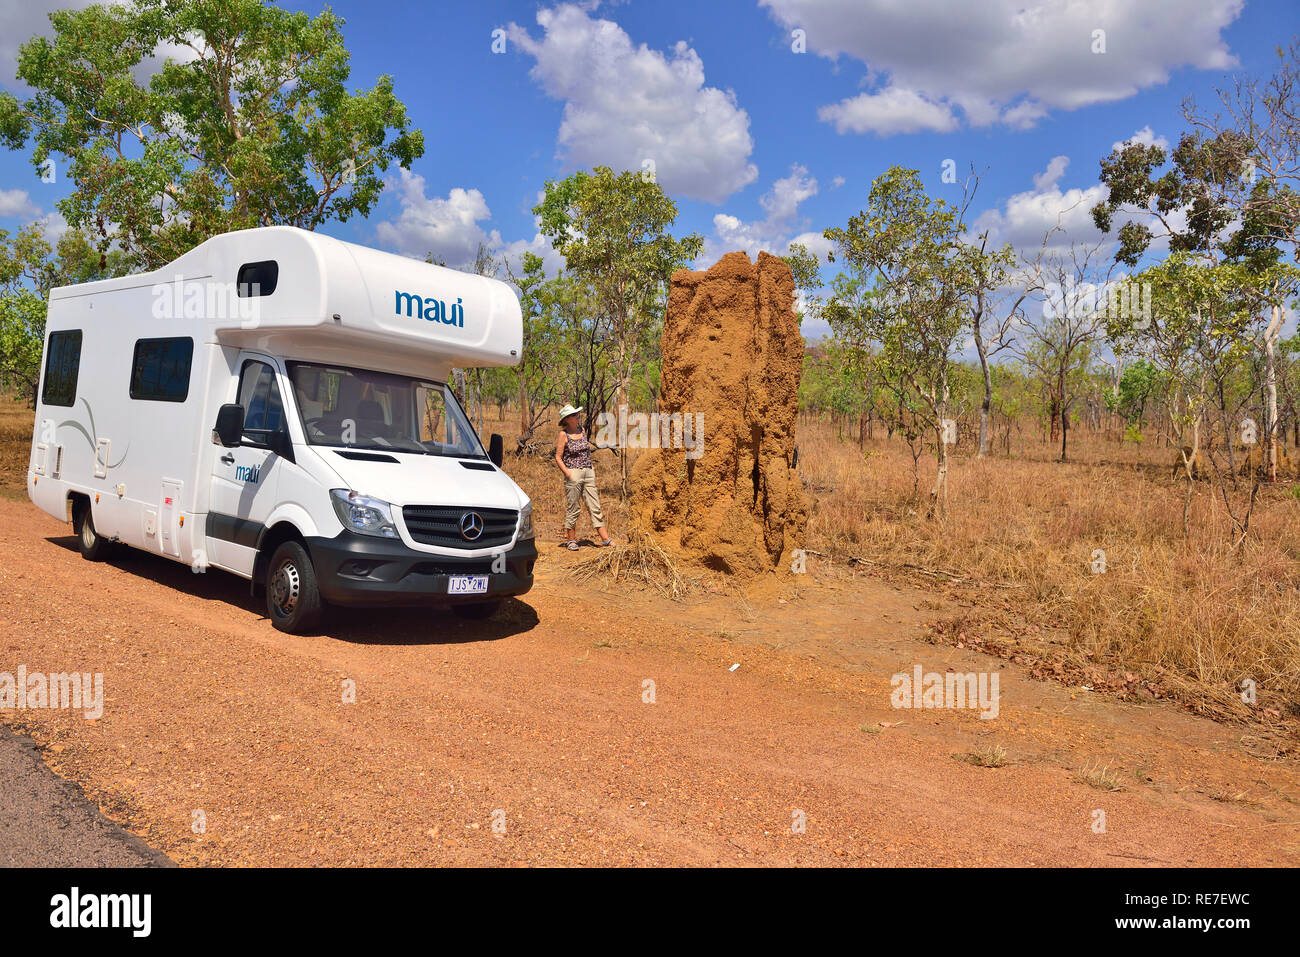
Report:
330,489,399,538
517,502,534,540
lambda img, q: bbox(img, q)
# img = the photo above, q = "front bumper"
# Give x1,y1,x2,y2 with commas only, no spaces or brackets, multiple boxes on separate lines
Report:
304,530,537,607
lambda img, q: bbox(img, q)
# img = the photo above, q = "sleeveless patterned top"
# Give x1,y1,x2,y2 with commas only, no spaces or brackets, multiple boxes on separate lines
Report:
561,430,594,469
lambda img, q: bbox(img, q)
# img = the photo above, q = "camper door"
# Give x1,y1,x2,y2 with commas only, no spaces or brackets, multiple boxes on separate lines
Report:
206,354,289,575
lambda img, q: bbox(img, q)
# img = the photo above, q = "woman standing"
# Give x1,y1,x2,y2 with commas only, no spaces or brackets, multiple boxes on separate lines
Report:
555,404,613,550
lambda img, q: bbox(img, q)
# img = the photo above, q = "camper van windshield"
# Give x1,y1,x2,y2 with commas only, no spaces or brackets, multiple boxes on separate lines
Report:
287,362,486,458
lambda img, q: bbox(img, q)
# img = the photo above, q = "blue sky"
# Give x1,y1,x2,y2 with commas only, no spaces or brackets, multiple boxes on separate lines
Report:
2,0,1297,341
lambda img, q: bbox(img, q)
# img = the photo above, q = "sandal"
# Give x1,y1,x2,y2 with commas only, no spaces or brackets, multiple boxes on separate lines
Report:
566,540,579,550
599,538,614,547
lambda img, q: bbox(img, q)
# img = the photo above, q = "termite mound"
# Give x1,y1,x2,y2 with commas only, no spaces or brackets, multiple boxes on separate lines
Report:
630,250,807,576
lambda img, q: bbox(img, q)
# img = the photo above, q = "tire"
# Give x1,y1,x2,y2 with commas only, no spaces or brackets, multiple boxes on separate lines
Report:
265,540,323,634
74,501,113,562
453,600,502,621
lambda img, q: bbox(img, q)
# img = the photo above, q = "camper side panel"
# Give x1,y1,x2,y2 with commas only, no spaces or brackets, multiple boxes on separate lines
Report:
28,283,215,566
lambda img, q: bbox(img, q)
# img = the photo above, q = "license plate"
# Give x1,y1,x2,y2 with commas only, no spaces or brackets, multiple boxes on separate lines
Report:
448,575,489,595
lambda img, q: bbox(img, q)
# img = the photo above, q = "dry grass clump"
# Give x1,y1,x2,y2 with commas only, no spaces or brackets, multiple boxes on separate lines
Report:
955,744,1010,767
1076,761,1126,792
798,417,1300,717
565,530,696,600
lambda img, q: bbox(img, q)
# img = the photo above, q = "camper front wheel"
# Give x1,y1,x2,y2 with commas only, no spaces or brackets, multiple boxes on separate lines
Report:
266,541,323,634
74,501,113,562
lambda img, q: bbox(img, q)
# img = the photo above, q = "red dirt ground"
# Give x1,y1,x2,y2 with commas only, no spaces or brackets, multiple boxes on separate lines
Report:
2,497,1298,866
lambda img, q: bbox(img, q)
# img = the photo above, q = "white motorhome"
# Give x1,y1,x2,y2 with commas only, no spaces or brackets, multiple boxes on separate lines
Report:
27,226,536,633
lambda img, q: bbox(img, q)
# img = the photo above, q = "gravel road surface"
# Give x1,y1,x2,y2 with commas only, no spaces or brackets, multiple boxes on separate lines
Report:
1,497,1297,866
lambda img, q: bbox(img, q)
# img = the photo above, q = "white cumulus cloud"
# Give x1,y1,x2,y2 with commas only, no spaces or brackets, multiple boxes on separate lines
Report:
373,170,564,277
1112,125,1171,152
972,155,1110,254
0,188,40,219
818,85,959,136
506,3,758,203
761,0,1243,134
374,170,502,269
701,164,832,265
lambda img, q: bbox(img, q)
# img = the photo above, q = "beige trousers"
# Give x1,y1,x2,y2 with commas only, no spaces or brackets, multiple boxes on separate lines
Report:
564,467,605,529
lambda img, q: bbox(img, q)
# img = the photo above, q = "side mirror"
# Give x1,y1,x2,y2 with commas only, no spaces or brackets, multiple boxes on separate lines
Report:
213,404,244,448
488,433,504,467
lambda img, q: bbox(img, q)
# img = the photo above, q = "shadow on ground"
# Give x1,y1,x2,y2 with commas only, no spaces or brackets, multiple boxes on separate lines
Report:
45,535,540,645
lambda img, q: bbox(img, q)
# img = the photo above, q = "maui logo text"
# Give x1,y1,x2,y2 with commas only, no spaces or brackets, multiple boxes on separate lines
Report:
396,291,465,327
235,464,261,483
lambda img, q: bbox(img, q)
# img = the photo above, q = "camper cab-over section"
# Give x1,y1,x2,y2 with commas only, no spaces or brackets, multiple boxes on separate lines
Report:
28,226,536,633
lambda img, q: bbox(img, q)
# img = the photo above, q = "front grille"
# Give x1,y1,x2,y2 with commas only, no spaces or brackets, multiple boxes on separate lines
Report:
402,505,517,550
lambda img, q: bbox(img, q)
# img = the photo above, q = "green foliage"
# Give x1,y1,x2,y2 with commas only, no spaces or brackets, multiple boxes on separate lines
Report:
1091,130,1289,270
783,241,823,324
1129,252,1294,448
800,341,875,420
506,252,585,440
1111,358,1160,425
822,166,1010,474
534,167,702,325
0,0,424,270
823,167,969,415
0,288,45,399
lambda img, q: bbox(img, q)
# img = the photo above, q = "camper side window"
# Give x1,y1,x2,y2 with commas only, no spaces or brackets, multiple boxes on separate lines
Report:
42,330,83,407
237,361,285,448
130,337,193,402
237,260,279,297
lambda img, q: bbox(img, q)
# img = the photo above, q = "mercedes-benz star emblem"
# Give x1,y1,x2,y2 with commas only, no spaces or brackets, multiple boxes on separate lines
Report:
459,511,484,541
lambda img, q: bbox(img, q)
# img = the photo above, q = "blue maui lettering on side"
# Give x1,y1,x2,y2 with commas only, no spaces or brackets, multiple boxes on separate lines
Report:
394,291,464,327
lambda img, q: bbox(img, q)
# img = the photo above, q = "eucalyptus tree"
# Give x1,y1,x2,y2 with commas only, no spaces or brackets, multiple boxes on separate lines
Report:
534,166,702,497
1119,253,1295,543
0,0,424,270
1091,55,1297,480
823,166,988,514
1015,241,1117,462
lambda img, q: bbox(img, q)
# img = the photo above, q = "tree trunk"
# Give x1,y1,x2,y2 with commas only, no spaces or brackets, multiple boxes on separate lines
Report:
930,426,949,516
973,305,992,458
976,351,993,458
517,379,529,443
615,335,631,502
1059,403,1069,462
928,375,951,517
1264,303,1283,483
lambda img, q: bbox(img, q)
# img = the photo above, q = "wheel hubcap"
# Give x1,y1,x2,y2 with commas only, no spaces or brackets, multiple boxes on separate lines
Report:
81,517,94,547
271,559,300,617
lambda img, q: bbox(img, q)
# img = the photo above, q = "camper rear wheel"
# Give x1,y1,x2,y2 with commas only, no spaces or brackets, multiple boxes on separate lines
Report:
73,500,113,562
266,541,323,634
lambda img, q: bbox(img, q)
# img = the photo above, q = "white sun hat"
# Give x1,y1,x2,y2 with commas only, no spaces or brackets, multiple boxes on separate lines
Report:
558,404,583,421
